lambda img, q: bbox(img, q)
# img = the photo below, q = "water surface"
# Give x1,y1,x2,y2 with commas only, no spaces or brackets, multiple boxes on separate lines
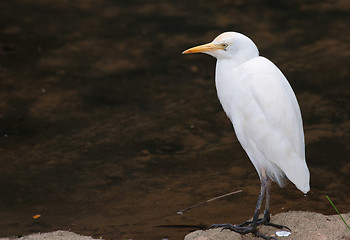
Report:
0,0,349,239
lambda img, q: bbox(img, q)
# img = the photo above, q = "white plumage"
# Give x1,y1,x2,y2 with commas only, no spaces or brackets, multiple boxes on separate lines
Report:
183,32,310,238
183,32,310,193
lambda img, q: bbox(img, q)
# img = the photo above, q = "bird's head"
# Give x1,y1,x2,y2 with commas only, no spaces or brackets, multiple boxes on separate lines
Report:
182,32,259,62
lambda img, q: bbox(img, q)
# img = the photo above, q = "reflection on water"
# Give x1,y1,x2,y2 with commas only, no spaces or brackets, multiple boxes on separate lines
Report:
0,0,349,239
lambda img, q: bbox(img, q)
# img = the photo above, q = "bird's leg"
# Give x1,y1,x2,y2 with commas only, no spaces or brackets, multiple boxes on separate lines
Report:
236,172,269,228
209,174,273,238
238,176,290,231
260,177,291,231
262,176,271,223
250,173,268,230
235,174,269,228
209,171,289,239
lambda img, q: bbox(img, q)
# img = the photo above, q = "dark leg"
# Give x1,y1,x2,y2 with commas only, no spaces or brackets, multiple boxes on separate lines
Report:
263,177,271,222
209,173,271,238
259,177,290,231
237,177,271,227
209,171,289,239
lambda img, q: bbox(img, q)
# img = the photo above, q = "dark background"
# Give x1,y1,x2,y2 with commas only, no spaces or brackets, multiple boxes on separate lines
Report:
0,0,349,239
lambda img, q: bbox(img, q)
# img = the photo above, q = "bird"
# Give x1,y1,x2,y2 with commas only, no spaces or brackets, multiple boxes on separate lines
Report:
182,32,310,239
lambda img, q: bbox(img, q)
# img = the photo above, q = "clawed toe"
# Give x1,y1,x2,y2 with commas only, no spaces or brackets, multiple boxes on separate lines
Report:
235,218,290,230
264,222,290,231
208,223,236,230
208,220,289,240
209,223,253,234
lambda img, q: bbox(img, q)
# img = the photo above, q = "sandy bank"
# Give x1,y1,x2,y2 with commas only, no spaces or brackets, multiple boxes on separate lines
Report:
0,230,101,240
185,211,350,240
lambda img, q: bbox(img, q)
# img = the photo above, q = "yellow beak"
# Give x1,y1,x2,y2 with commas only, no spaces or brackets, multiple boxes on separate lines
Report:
182,42,223,54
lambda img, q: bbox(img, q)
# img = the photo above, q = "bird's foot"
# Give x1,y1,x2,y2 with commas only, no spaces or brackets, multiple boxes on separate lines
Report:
237,218,290,231
209,223,276,239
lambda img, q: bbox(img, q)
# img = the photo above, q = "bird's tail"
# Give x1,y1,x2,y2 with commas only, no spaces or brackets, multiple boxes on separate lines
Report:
283,159,310,194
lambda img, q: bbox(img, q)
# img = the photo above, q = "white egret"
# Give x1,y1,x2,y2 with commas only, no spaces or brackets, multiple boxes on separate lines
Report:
183,32,310,239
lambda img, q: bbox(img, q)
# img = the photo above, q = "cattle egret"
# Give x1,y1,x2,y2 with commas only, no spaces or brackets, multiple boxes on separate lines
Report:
183,32,310,239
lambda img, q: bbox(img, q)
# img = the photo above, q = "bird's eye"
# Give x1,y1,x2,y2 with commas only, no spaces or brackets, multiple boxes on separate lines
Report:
221,43,228,48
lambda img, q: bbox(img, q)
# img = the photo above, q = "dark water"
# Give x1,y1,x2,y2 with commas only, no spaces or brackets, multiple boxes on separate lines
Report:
0,0,349,239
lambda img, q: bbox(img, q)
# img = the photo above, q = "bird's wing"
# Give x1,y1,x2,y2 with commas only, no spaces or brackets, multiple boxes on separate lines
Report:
238,57,303,150
229,57,309,192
